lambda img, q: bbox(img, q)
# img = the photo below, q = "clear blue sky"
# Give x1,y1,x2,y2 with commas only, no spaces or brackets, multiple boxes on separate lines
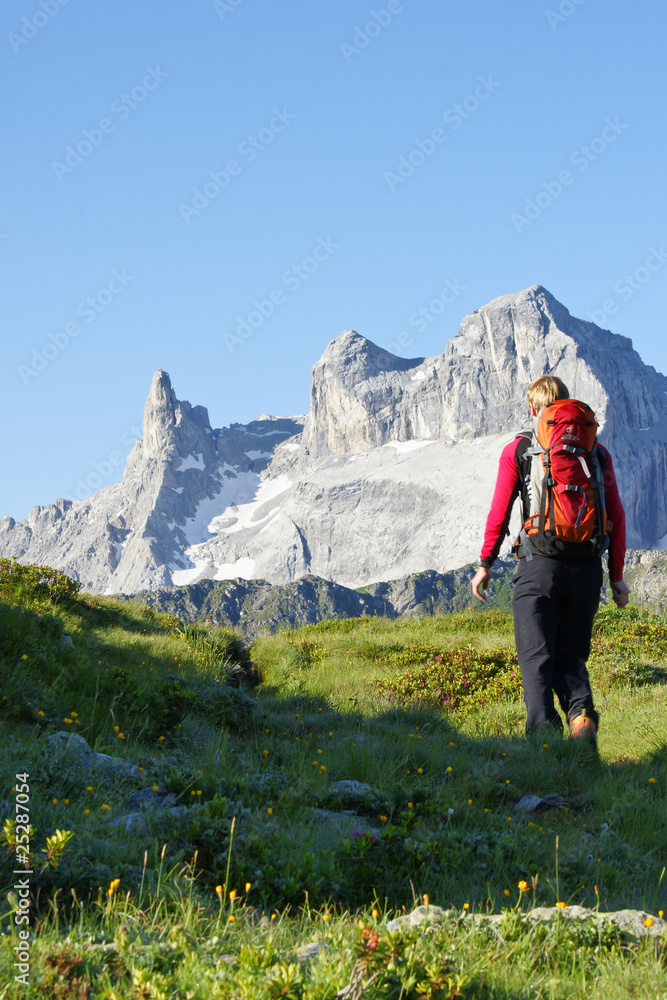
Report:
2,0,666,521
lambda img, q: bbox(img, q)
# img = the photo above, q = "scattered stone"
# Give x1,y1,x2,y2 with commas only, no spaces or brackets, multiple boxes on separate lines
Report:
329,780,373,798
541,793,569,807
514,793,569,813
87,942,120,955
109,805,189,835
128,787,177,810
296,942,324,963
528,907,666,939
46,731,141,780
514,795,544,814
47,732,91,761
312,808,359,820
386,905,447,932
59,630,73,648
108,812,150,834
387,905,667,939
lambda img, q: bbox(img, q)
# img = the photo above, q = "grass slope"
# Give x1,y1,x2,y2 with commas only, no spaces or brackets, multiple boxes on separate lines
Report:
0,559,666,999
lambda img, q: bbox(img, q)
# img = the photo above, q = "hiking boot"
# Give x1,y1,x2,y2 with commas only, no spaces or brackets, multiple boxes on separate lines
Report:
569,708,597,744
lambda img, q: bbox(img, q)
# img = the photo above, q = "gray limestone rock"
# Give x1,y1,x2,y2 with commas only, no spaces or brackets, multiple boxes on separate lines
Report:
527,906,666,939
46,731,141,780
514,793,569,813
623,549,667,613
3,286,667,594
387,905,667,939
329,780,373,799
514,795,547,814
295,942,325,963
108,805,188,835
127,787,177,810
386,905,447,931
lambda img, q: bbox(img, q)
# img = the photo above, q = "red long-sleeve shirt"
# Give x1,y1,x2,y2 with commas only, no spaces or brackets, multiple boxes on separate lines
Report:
480,437,626,582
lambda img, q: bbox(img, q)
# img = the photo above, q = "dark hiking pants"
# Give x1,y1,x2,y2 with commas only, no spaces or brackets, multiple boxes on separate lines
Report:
512,554,602,734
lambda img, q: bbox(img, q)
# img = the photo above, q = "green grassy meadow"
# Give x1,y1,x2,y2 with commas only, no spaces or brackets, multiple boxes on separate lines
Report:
1,558,666,998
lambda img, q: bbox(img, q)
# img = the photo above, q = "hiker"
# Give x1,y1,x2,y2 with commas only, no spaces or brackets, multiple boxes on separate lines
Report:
471,375,629,742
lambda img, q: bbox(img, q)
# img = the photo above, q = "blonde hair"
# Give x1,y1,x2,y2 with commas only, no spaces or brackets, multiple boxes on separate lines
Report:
527,375,569,413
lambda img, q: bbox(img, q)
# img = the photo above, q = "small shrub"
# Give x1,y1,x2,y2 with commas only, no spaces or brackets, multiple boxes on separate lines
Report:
0,557,81,603
375,646,522,718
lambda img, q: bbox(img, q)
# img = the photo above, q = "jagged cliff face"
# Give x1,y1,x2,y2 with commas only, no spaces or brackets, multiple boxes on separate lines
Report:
302,286,667,454
1,285,666,592
298,286,667,548
0,370,303,593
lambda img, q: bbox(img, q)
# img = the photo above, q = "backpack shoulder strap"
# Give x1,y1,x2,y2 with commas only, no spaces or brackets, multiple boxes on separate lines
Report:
514,430,533,469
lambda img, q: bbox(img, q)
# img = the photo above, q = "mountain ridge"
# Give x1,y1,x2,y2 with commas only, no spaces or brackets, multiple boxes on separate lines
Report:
2,285,667,593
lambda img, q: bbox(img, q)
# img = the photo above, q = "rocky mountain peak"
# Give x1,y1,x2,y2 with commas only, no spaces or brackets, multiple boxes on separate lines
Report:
321,329,422,380
142,370,178,459
125,370,215,471
303,285,667,459
2,286,667,595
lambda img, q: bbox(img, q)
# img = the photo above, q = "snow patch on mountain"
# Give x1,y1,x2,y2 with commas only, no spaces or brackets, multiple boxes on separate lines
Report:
3,285,667,593
177,453,205,471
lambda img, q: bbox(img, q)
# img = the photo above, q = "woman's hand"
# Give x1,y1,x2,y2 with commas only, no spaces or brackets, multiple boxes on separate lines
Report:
471,566,492,602
611,580,630,607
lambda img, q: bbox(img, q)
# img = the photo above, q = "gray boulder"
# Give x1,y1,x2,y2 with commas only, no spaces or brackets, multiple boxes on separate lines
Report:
46,731,140,780
387,904,667,939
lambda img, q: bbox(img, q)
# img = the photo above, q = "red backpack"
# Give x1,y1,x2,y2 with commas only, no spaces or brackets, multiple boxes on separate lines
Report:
513,399,612,560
